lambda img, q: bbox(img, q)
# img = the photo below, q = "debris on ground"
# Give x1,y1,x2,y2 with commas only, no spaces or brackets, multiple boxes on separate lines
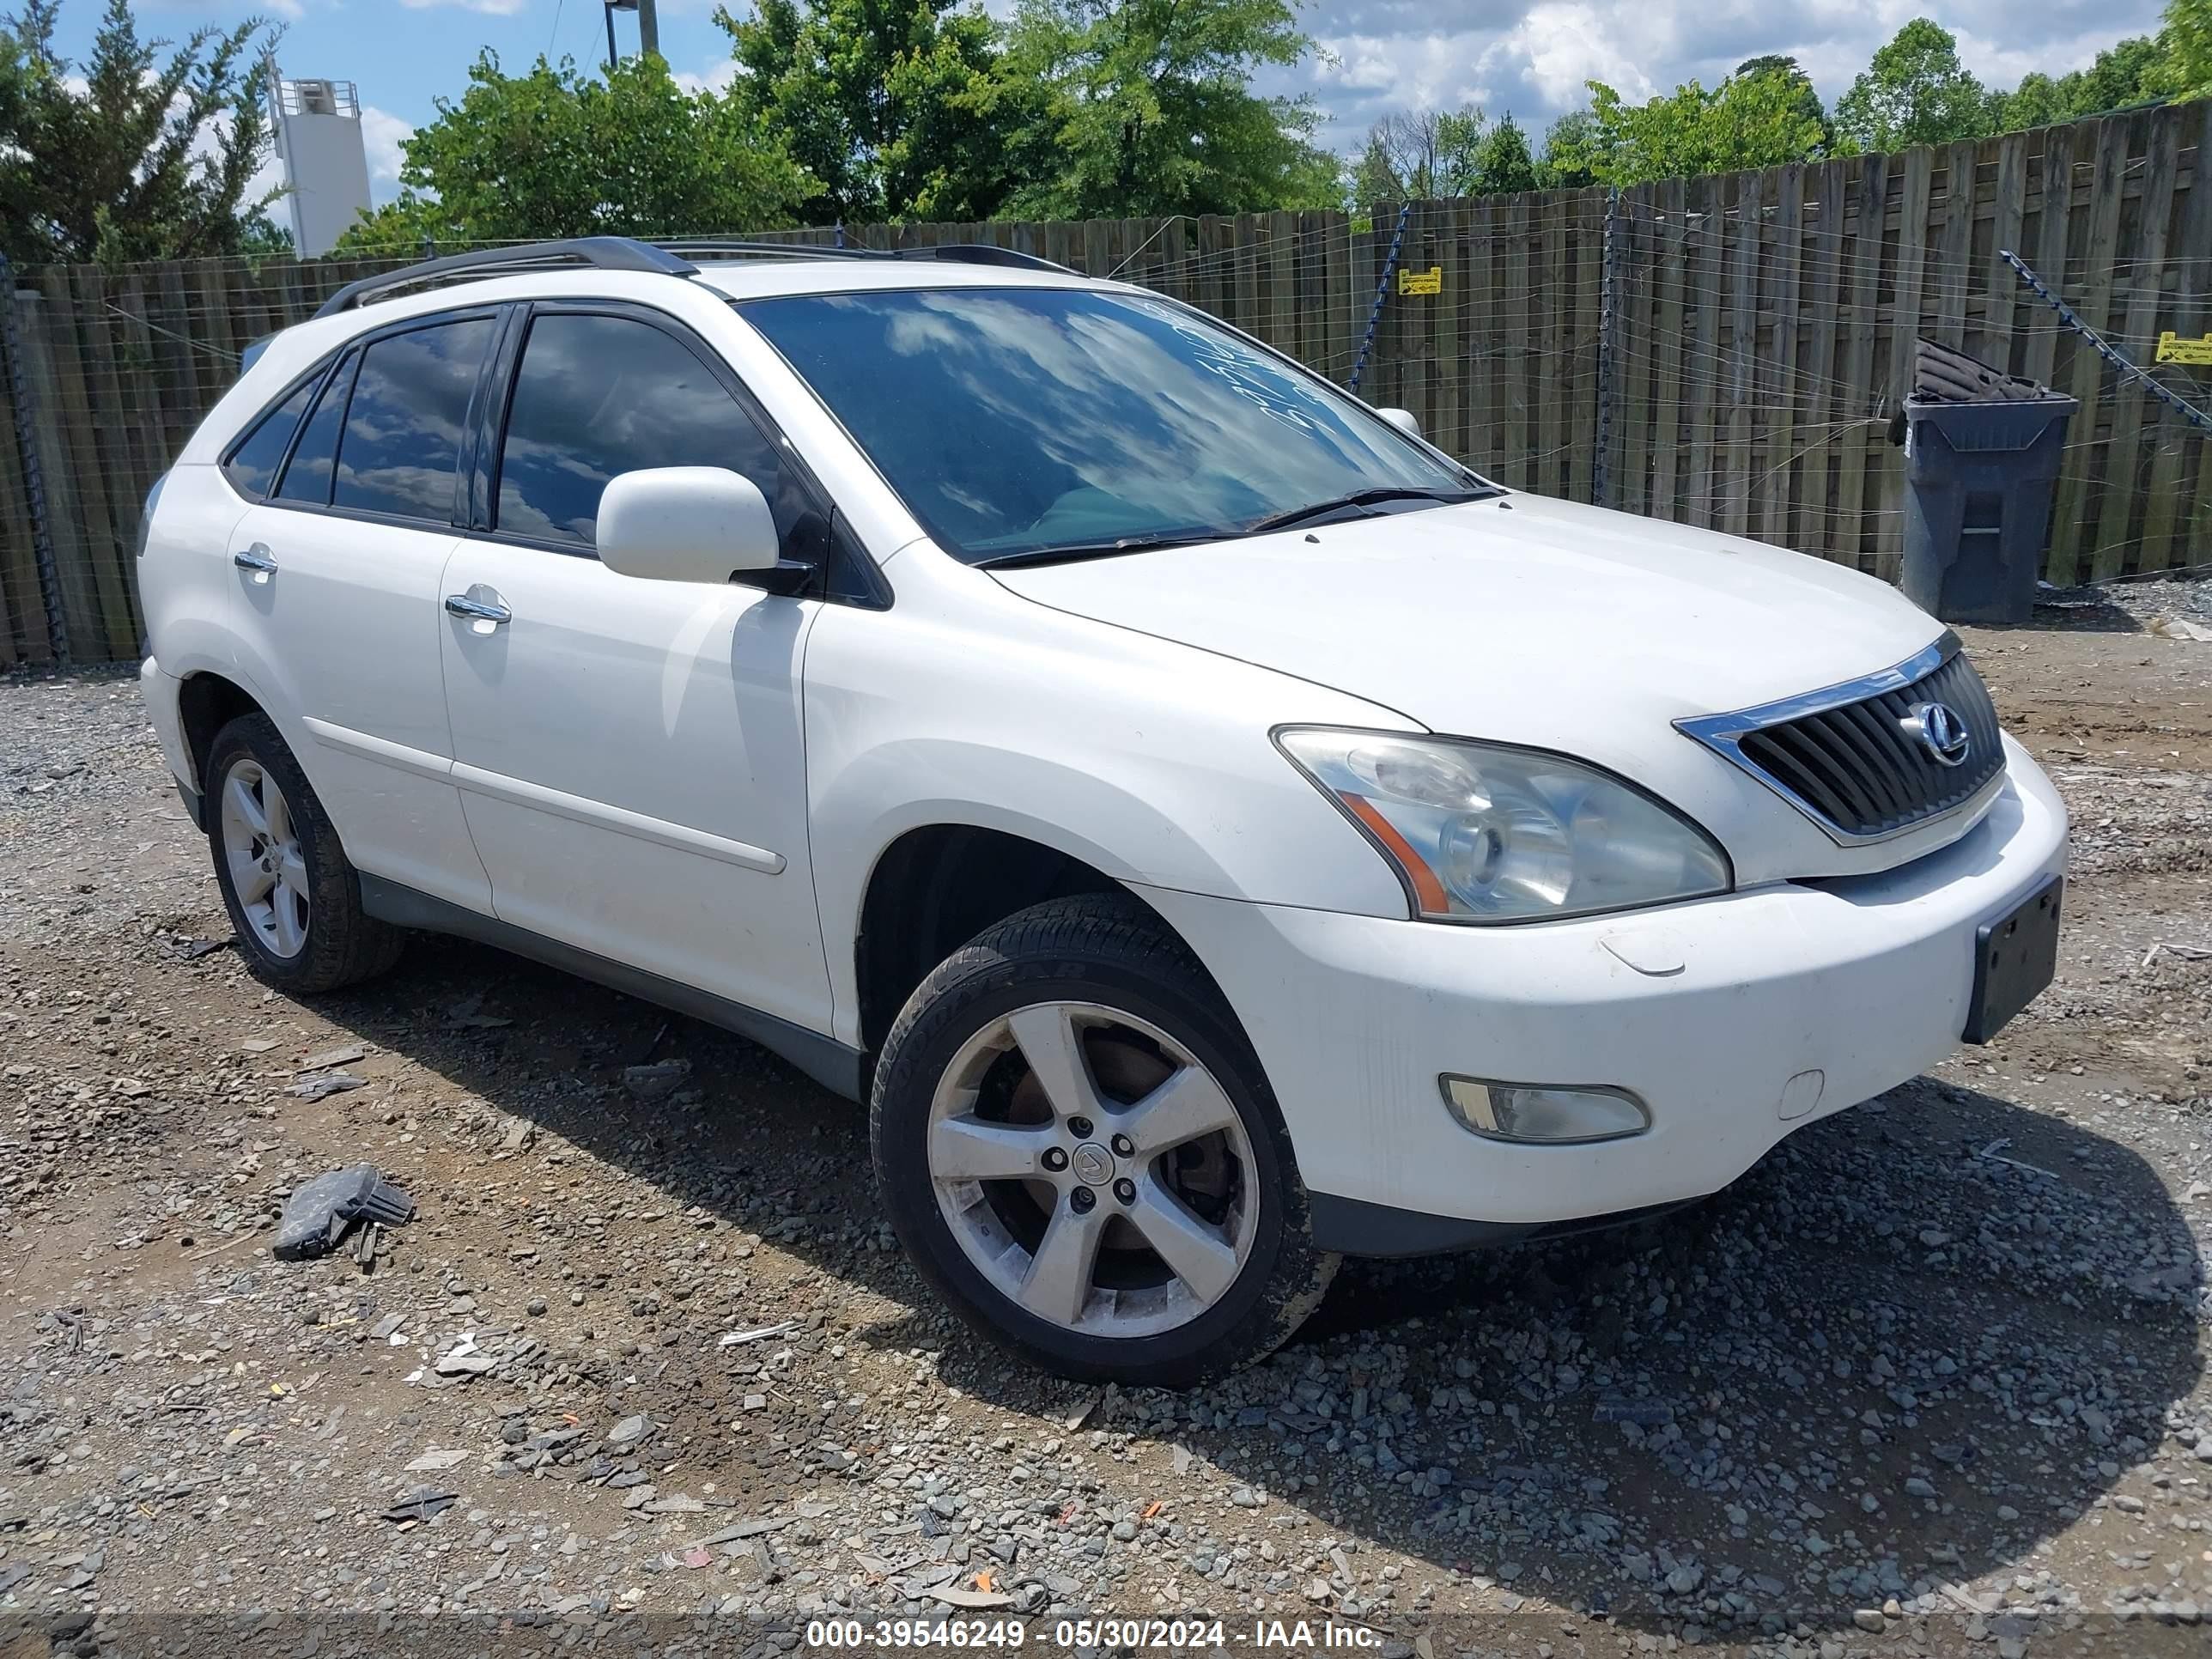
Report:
287,1070,368,1100
271,1163,416,1260
380,1488,459,1524
622,1058,691,1099
296,1043,368,1072
717,1320,794,1346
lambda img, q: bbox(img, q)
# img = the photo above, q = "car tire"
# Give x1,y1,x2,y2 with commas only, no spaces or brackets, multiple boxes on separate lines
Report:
872,892,1338,1386
204,713,404,994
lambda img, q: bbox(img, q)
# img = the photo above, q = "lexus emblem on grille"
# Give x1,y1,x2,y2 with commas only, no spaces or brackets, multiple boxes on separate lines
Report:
1902,700,1972,768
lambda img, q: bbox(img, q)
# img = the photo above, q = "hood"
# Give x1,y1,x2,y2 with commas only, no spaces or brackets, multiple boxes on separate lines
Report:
991,493,1942,748
990,493,1960,884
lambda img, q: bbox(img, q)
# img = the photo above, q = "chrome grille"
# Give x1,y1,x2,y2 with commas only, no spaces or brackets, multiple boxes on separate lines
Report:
1677,635,2006,843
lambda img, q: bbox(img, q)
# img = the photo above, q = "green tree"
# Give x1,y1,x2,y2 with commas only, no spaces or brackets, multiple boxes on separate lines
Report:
1000,0,1332,219
1571,69,1827,187
717,0,1024,222
331,194,458,257
1348,105,1486,204
2159,0,2209,100
1735,52,1829,149
1833,19,1992,153
1473,112,1539,196
1994,36,2175,130
237,213,294,257
1996,70,2070,131
1535,108,1600,188
2075,33,2177,106
0,0,281,265
332,52,810,253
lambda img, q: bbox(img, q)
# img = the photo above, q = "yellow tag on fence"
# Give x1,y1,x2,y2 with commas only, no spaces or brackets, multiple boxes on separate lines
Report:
1398,264,1443,296
2156,330,2212,365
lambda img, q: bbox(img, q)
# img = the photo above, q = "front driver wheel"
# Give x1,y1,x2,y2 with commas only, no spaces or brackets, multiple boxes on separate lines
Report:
872,894,1337,1385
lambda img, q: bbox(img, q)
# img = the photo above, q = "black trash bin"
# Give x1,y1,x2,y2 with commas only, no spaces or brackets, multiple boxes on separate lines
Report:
1899,388,2076,626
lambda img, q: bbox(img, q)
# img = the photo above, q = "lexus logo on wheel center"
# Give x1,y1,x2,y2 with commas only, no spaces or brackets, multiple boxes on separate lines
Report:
1902,700,1972,768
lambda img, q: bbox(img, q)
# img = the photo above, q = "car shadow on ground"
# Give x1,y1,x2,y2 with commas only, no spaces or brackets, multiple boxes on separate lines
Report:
320,935,2203,1644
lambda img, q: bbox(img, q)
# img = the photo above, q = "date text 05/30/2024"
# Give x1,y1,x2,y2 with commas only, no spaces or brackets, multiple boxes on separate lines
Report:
803,1617,1392,1649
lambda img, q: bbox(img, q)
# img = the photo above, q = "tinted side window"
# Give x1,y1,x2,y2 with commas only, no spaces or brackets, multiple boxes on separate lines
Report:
495,313,811,550
275,349,356,506
223,374,319,499
332,317,494,522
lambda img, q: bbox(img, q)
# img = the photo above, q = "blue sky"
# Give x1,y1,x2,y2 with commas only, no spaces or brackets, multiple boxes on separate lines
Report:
61,0,2178,206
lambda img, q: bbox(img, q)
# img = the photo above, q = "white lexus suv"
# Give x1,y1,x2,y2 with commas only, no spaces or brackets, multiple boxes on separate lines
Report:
137,237,2069,1383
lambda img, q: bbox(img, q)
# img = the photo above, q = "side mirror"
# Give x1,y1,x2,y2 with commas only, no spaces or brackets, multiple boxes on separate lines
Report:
597,466,784,586
1376,407,1422,441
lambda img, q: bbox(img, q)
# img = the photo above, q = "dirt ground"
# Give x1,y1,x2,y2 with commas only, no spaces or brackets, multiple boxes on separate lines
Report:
3,588,2212,1659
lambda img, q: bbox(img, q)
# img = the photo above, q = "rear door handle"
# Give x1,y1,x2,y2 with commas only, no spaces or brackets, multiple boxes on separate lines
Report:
233,544,277,581
445,592,512,626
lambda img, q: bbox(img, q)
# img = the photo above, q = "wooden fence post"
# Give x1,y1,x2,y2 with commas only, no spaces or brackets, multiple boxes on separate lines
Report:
0,268,68,664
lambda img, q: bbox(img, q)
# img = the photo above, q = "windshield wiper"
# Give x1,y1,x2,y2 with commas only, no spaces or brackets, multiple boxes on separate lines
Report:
1242,485,1498,535
977,486,1498,568
978,531,1226,569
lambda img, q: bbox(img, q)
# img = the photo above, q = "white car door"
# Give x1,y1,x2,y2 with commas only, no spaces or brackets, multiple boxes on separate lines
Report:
438,303,835,1036
222,309,500,913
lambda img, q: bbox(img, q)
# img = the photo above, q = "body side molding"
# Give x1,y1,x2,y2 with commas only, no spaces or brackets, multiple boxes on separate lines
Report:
303,716,456,784
452,762,786,874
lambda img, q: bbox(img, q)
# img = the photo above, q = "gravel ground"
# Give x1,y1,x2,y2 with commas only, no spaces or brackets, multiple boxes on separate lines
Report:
3,592,2211,1658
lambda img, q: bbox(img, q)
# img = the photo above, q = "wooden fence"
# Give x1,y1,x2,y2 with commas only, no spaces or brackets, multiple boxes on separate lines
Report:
1605,102,2212,583
1,101,2206,665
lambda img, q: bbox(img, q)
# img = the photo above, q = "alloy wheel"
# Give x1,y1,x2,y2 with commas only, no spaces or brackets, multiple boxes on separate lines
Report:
219,757,311,959
927,1001,1260,1339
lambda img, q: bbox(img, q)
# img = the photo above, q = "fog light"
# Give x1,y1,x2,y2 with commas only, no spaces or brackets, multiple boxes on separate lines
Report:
1440,1075,1650,1145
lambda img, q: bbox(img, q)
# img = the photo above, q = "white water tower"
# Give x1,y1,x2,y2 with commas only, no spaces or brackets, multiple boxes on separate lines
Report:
268,64,374,257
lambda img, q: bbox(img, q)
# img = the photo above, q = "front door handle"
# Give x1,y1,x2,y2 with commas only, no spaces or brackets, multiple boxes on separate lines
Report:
445,592,512,626
233,544,277,582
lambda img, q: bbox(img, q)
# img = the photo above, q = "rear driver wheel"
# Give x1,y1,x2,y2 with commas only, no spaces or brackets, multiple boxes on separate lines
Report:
205,713,404,994
872,894,1336,1384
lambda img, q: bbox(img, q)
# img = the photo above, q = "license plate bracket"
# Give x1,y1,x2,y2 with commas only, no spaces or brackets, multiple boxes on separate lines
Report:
1963,874,2063,1044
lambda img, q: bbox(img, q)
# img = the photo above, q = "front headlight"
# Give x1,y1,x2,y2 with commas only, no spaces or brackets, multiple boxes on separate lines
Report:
1276,727,1731,923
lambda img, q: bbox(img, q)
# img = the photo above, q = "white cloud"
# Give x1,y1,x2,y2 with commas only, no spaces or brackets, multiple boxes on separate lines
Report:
1316,31,1493,112
672,58,740,96
396,0,529,13
361,106,414,184
1294,0,2172,151
264,0,305,18
1483,3,1661,106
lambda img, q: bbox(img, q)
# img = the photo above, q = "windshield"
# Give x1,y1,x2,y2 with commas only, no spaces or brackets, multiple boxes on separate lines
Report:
739,286,1486,565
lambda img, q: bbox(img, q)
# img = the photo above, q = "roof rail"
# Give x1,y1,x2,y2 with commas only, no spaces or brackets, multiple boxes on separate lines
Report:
888,243,1071,274
661,238,1073,275
654,237,879,261
312,237,701,319
306,233,1080,324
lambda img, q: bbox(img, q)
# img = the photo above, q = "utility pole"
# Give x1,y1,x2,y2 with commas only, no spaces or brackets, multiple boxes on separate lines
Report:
604,0,651,71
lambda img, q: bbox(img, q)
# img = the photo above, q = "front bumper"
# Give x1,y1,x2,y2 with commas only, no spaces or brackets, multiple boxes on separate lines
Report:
1135,735,2069,1255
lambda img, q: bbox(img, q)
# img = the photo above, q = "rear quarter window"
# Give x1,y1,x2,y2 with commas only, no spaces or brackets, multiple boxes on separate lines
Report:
222,374,320,499
276,349,357,507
